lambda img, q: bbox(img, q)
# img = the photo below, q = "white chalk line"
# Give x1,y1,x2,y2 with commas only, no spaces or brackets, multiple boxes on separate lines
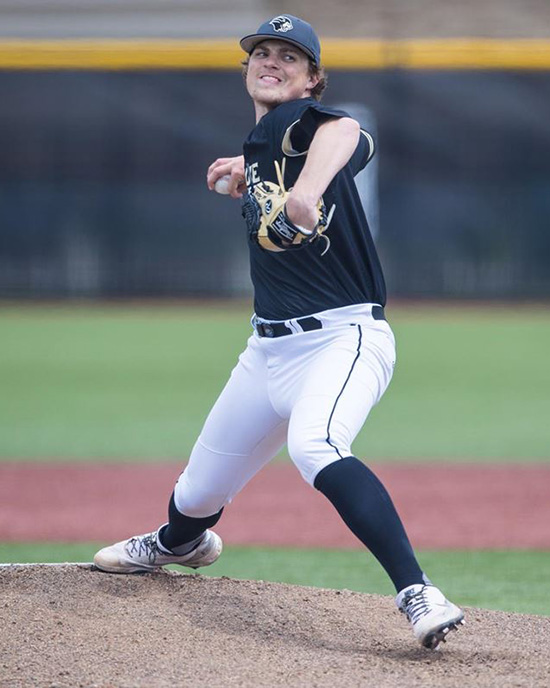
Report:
0,562,93,568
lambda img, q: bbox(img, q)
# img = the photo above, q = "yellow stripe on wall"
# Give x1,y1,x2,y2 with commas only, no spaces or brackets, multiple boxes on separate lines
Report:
1,38,550,70
0,39,243,70
324,39,550,70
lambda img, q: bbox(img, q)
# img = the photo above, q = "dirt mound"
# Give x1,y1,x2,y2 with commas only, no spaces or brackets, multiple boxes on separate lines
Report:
1,565,548,687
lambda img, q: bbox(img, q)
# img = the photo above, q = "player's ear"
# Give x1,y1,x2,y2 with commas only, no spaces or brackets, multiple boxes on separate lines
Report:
306,74,320,91
305,61,323,95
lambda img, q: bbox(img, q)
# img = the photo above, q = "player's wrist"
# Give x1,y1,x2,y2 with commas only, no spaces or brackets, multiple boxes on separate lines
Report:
287,187,319,210
285,195,318,231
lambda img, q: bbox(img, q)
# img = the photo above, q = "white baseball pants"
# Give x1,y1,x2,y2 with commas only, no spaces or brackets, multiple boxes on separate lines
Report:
174,303,396,518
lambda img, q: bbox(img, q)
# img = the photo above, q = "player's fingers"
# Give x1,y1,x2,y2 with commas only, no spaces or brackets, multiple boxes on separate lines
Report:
224,178,244,199
208,155,245,177
207,157,232,174
233,179,247,199
207,165,230,190
207,156,246,191
206,158,233,189
227,169,245,198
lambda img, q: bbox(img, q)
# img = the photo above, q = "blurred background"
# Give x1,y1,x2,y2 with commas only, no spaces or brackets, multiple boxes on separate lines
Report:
0,1,549,615
1,0,550,299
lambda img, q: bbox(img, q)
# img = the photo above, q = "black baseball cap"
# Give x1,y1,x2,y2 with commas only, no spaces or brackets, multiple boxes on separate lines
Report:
240,15,321,66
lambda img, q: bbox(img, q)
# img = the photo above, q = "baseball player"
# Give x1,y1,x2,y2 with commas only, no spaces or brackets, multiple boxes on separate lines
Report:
94,15,464,650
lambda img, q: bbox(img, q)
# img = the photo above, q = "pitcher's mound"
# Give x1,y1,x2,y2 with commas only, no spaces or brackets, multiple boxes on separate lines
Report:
1,564,548,687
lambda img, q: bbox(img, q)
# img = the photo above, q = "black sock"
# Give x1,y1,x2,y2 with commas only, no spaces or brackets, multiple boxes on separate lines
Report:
159,492,223,553
314,456,425,592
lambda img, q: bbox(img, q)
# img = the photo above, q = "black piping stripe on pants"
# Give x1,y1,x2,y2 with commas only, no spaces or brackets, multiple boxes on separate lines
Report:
325,324,363,459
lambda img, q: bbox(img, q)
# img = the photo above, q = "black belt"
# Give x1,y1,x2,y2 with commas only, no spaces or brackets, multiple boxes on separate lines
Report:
255,306,385,338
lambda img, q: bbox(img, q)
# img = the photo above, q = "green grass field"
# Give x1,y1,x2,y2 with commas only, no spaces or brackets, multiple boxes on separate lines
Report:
1,302,549,461
1,543,548,616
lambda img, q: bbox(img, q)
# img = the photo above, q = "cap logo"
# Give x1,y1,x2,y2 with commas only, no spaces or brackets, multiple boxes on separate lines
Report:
270,16,293,33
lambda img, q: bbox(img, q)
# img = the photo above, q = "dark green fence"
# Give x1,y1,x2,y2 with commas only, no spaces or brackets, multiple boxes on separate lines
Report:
1,69,549,298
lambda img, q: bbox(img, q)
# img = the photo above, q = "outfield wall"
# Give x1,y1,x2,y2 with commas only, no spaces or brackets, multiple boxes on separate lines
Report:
1,40,549,299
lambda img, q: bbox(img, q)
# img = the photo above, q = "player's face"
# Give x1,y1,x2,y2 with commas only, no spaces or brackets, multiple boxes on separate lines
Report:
246,40,318,118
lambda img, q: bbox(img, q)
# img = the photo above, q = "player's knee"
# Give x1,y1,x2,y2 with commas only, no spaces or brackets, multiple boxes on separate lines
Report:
288,429,352,486
287,435,331,485
174,472,230,518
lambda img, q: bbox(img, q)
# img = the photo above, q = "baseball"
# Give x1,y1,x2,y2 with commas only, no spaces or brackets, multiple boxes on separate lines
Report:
214,174,232,195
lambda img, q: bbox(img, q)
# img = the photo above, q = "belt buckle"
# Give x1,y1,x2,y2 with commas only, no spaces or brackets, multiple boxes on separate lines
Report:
256,320,274,338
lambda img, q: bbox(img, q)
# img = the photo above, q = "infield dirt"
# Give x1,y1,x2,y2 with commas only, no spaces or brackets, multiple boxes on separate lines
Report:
2,463,550,548
1,565,549,688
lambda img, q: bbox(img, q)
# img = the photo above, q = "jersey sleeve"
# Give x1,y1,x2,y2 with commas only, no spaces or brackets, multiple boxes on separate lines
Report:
349,128,376,175
280,102,348,157
280,101,375,175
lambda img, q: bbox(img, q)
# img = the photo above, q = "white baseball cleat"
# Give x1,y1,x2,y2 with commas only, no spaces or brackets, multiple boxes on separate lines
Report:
93,528,222,573
396,584,465,650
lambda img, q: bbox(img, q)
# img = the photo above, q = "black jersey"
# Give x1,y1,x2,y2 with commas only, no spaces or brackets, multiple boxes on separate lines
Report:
243,97,386,321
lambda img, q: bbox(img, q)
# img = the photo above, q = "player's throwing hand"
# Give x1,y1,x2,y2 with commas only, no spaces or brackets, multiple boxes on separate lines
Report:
207,156,246,198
